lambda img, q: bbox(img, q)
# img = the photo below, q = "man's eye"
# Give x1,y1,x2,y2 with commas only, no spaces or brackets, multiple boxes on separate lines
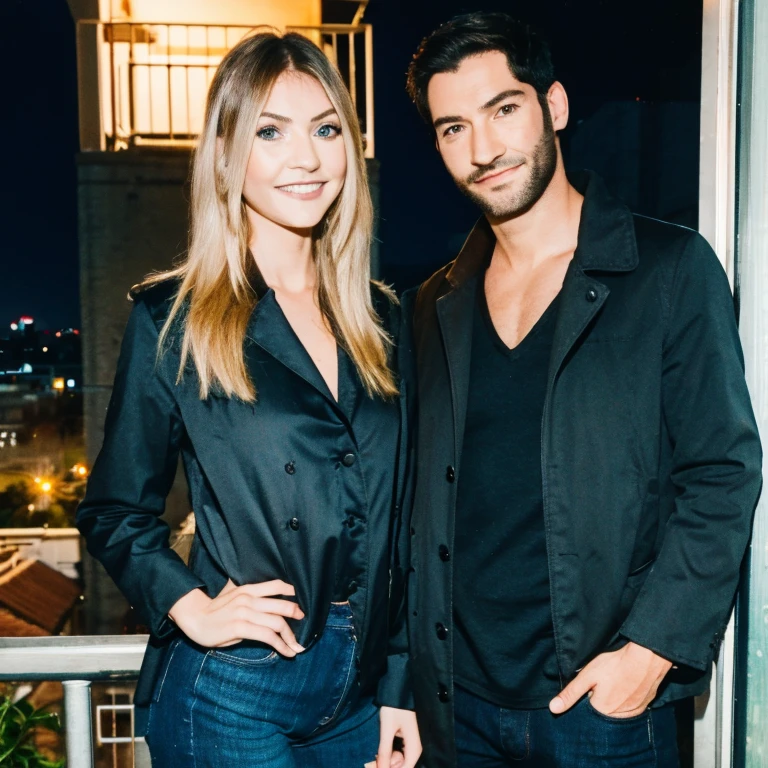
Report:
498,104,518,116
256,126,280,141
316,123,341,139
442,125,463,137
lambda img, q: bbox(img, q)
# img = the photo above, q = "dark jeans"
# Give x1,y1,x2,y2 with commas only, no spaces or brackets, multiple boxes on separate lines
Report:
454,685,680,768
145,602,379,767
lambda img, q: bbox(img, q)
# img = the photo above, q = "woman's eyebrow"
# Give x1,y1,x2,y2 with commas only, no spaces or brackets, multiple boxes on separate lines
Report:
258,108,338,123
311,108,337,121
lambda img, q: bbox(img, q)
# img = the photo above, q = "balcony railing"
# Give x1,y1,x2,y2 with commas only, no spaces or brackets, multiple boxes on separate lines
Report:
74,21,374,158
0,635,148,768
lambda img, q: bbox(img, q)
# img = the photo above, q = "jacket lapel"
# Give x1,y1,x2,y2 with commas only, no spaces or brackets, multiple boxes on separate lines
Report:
246,290,340,408
435,218,495,470
436,277,478,470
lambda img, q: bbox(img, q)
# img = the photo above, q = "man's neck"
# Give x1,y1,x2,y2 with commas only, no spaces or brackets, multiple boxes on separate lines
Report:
488,166,584,273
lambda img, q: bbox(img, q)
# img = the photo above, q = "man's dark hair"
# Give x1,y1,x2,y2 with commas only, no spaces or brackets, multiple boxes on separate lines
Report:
406,13,555,126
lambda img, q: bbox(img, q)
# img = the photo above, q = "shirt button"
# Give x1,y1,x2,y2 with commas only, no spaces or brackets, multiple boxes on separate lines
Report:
438,544,450,562
586,288,598,302
436,622,448,640
289,517,300,531
285,461,296,475
342,453,356,467
437,685,450,703
445,465,455,483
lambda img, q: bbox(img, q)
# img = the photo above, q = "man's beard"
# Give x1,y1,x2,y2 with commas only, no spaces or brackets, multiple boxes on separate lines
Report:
453,105,558,221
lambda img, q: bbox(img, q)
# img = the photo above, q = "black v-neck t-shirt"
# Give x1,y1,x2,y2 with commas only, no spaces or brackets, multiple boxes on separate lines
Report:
453,275,562,709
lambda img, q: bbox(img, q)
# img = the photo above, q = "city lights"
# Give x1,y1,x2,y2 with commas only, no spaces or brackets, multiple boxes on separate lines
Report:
53,378,65,391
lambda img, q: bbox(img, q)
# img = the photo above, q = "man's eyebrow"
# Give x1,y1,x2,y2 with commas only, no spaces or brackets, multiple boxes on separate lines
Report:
432,89,527,129
480,89,526,111
433,114,465,129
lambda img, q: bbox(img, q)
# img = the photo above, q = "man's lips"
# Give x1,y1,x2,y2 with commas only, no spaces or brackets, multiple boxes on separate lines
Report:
473,164,523,185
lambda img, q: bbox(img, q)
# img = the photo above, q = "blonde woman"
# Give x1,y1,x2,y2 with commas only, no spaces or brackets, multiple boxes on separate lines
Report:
77,31,420,767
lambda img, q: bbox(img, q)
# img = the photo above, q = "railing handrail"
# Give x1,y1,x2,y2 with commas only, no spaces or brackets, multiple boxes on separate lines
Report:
0,635,148,681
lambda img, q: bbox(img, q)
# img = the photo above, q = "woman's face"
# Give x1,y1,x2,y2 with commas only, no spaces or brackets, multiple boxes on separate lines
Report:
242,71,347,233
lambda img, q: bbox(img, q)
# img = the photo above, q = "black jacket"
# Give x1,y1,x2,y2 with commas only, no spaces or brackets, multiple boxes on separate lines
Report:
77,276,412,716
404,172,762,767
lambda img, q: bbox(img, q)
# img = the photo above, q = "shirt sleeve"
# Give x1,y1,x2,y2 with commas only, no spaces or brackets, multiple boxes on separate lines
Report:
77,298,206,639
619,232,762,670
376,288,417,710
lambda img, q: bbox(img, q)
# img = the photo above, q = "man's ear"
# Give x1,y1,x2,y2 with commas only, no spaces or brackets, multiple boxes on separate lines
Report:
547,81,569,132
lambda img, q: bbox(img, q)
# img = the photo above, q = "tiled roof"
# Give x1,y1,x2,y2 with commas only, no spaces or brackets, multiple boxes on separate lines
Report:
0,559,81,634
0,607,48,637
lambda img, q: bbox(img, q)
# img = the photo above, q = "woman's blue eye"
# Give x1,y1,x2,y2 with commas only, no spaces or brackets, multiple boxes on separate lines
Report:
316,123,341,139
257,126,279,141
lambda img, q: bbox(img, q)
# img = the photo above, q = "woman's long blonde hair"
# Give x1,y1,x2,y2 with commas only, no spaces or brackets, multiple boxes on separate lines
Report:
136,31,397,401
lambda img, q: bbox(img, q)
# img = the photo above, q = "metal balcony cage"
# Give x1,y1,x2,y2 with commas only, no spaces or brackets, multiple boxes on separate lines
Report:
75,20,374,158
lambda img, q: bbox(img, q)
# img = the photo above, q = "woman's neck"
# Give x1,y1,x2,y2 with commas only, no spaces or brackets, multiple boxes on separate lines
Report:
248,211,316,294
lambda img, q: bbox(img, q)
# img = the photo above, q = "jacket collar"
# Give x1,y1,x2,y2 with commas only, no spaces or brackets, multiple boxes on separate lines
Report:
445,170,639,290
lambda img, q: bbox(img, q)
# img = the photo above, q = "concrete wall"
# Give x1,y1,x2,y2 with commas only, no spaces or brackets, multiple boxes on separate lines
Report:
78,149,192,633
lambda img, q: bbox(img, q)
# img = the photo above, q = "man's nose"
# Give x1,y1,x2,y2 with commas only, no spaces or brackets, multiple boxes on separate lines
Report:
470,124,506,168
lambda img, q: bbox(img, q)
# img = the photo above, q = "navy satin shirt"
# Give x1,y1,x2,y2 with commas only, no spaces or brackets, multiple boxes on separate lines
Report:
77,276,411,710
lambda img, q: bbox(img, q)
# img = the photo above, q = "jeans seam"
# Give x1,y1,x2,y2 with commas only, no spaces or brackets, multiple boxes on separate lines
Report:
154,640,180,704
324,634,357,726
189,650,210,768
648,710,657,767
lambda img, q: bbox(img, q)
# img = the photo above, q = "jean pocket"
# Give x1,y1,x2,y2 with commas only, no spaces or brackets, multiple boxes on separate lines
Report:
209,642,280,667
586,698,650,724
152,638,182,704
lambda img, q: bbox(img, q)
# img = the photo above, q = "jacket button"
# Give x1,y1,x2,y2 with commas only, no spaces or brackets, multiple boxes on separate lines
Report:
285,461,296,475
289,517,300,531
586,288,598,302
346,515,356,528
436,622,448,640
438,544,450,562
437,685,450,703
446,465,455,483
342,453,356,467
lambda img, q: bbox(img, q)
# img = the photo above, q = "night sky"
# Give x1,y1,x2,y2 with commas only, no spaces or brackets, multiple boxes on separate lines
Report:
0,0,702,330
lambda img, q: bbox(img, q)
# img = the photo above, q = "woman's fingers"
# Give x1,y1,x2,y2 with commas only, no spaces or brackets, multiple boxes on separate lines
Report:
230,620,300,657
237,580,296,598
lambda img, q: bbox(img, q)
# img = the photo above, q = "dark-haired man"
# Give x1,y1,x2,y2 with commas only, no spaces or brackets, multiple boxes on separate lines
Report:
401,12,761,767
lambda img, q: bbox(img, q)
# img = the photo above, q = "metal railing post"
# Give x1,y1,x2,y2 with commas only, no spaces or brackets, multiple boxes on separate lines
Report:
63,680,94,768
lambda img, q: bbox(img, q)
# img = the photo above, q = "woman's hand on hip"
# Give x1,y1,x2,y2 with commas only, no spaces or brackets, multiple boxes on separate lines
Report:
168,579,305,656
377,706,422,768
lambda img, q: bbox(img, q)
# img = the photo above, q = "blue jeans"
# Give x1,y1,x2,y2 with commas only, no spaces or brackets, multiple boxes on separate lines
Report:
145,603,379,767
454,685,680,767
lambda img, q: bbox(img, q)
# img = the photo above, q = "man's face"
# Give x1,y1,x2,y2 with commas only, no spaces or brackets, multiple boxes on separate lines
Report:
427,51,559,221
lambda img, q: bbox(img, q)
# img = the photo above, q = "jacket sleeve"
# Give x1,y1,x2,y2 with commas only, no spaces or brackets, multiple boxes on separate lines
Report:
619,232,762,670
76,298,206,639
376,288,418,710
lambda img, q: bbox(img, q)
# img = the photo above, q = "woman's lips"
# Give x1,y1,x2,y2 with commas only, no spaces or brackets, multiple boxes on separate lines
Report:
275,181,327,200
